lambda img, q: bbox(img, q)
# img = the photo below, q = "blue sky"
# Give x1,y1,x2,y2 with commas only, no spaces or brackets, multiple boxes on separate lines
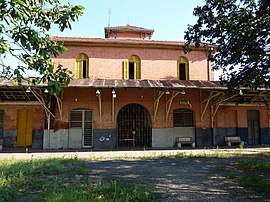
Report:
50,0,205,41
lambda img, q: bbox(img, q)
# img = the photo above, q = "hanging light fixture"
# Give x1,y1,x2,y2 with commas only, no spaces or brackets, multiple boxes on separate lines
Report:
112,89,116,98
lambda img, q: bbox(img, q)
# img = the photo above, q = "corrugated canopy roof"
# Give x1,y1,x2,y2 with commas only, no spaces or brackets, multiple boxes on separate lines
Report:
67,79,226,89
0,78,269,104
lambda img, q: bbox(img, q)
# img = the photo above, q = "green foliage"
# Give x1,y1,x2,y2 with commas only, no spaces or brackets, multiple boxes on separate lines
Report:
0,158,161,201
185,0,270,89
232,159,270,195
0,0,84,94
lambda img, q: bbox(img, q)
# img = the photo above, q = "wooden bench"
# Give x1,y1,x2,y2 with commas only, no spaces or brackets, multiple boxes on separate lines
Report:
175,137,195,148
225,136,244,147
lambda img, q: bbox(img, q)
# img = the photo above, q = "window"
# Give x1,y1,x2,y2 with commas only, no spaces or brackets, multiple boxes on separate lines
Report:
123,55,141,80
173,108,194,127
76,53,89,78
177,57,189,80
70,109,93,147
0,110,3,138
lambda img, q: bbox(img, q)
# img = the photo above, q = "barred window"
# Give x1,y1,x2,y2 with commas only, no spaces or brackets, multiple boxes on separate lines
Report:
173,108,194,127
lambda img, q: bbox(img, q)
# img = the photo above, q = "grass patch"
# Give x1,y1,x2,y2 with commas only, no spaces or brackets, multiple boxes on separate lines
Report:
0,158,161,202
231,159,270,195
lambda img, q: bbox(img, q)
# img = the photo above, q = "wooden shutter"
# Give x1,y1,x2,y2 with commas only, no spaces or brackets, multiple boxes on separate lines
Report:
0,110,4,139
185,62,189,80
123,61,129,80
0,110,3,130
173,108,194,127
70,110,82,127
76,60,82,79
85,60,89,78
135,61,141,79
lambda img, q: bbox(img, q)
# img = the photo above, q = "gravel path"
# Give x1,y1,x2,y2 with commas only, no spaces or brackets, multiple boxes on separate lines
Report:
86,157,270,202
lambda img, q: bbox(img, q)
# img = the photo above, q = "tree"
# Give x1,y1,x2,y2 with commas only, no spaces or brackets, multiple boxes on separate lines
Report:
0,0,84,94
184,0,270,89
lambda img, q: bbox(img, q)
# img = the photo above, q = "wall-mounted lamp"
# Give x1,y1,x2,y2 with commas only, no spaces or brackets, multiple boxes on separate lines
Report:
180,91,186,95
239,89,243,95
96,89,101,96
112,90,116,98
26,87,31,93
165,91,170,95
44,89,48,93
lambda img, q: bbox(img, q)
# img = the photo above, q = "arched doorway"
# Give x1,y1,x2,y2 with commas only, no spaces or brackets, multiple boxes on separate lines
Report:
117,104,151,148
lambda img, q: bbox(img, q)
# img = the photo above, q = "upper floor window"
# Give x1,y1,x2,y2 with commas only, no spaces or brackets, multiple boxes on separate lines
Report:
177,57,189,80
123,55,141,80
76,53,89,79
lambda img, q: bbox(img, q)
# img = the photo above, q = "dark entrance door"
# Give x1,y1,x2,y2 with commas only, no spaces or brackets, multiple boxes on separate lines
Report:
247,110,260,145
117,104,151,148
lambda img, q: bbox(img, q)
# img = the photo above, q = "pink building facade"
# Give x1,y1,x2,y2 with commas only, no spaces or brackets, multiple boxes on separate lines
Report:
0,25,269,150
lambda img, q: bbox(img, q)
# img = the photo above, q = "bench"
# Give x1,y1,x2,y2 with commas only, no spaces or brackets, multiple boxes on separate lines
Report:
175,137,195,148
225,136,244,147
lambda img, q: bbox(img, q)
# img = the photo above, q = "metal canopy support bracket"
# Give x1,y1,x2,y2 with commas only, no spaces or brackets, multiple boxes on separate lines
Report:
153,89,165,122
166,91,180,122
250,91,265,103
200,91,222,122
30,89,55,118
210,93,238,126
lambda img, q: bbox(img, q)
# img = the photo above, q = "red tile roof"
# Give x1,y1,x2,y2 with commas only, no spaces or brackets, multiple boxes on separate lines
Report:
104,25,154,32
52,36,213,49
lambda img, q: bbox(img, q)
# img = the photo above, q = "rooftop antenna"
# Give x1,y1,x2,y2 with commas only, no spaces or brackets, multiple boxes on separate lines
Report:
108,8,111,27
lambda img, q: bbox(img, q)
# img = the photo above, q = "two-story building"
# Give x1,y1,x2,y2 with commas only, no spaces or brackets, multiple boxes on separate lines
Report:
0,25,269,150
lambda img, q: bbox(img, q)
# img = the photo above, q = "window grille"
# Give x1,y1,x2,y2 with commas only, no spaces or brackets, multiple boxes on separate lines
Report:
70,110,92,147
173,108,194,127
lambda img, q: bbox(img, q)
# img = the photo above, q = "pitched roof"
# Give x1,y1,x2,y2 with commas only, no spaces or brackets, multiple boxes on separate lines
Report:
104,25,154,32
53,36,185,46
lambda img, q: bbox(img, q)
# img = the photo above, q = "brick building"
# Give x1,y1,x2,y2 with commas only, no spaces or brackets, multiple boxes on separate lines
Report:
0,25,269,150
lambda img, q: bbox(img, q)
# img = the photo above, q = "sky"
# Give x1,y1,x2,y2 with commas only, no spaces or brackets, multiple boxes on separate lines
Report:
49,0,205,41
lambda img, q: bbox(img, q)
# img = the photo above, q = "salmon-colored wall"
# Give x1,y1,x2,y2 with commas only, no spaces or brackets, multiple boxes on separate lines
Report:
0,105,45,130
61,87,269,129
60,88,215,129
52,45,213,81
217,106,269,128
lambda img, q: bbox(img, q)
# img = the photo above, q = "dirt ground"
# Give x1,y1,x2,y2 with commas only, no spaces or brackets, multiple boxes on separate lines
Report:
85,156,270,202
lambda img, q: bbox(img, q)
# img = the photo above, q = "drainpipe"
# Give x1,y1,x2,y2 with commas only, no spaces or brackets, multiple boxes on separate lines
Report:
47,96,51,149
207,59,210,81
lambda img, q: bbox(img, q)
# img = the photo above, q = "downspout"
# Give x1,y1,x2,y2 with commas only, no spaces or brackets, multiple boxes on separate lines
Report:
207,59,210,81
47,95,51,149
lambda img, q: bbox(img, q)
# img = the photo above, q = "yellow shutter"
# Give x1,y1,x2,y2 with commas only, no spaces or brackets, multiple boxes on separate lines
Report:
76,60,82,78
135,61,141,80
86,60,89,78
177,61,180,79
186,62,189,80
123,61,129,80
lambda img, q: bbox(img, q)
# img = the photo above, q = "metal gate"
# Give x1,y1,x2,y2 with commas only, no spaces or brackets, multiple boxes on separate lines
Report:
117,104,151,148
247,110,260,145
